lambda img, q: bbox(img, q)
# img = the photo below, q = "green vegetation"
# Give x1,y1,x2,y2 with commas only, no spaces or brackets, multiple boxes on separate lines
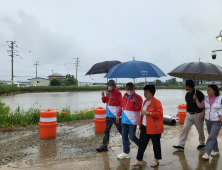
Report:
56,108,94,123
0,100,94,129
0,85,108,94
50,78,61,86
64,74,77,86
49,74,78,86
137,78,184,86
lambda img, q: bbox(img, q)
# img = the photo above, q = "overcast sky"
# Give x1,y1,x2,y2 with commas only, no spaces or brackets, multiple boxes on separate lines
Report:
1,0,222,84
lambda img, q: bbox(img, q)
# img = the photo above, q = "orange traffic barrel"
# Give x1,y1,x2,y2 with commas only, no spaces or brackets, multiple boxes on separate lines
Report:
39,109,58,139
94,107,106,133
178,104,186,124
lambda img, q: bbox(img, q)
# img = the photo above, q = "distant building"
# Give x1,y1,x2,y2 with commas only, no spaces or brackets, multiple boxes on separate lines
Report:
48,73,66,82
183,79,222,87
27,77,50,86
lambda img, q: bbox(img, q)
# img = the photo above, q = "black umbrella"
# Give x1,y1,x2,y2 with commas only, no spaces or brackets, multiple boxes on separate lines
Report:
168,62,222,95
168,62,222,81
85,60,121,75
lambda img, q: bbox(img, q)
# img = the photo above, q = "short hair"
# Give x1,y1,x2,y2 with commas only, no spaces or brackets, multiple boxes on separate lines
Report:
126,82,134,89
208,84,219,96
143,85,156,96
185,80,195,89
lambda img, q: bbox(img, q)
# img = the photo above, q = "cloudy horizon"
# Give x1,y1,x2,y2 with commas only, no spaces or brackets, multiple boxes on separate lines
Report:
1,0,222,84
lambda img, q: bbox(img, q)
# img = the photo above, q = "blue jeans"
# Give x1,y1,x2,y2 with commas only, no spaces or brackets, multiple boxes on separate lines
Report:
122,123,139,154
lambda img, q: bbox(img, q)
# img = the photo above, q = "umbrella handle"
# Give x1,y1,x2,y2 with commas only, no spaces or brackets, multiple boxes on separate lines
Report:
193,88,196,102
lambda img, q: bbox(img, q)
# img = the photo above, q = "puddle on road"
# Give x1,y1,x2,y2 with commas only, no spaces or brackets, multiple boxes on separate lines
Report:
57,123,95,138
0,131,36,144
17,123,108,161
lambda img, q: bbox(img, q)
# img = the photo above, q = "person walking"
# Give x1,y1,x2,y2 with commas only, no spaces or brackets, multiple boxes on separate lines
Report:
116,82,143,159
131,84,163,167
173,80,205,151
96,80,122,152
194,84,222,159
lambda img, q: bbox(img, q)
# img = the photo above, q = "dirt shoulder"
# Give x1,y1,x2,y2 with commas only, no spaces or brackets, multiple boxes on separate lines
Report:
0,118,178,169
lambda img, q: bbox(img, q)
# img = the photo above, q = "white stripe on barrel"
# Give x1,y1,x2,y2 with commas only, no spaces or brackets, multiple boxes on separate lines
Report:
178,109,186,112
40,117,57,122
94,114,106,118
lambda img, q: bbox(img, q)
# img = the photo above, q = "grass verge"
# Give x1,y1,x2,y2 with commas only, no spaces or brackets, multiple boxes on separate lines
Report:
0,101,94,130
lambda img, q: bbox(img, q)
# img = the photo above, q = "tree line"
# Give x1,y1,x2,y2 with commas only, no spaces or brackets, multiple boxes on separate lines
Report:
137,78,184,86
50,74,77,86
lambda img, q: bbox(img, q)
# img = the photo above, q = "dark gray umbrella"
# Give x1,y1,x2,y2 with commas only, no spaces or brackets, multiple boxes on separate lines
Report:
168,62,222,81
85,60,121,75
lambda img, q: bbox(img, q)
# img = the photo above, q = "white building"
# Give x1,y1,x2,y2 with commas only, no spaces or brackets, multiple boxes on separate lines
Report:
27,77,50,86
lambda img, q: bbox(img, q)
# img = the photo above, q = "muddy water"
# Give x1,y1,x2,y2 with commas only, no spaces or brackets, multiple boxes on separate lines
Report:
1,89,204,116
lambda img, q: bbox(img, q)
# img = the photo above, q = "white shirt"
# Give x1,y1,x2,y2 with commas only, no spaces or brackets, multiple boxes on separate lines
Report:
142,101,151,126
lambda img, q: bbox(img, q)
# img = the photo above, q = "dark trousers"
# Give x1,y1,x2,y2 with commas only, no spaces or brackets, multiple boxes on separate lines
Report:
102,117,122,148
136,125,162,161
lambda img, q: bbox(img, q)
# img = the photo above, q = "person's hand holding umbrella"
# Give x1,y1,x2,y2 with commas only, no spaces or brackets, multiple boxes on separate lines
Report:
193,95,201,107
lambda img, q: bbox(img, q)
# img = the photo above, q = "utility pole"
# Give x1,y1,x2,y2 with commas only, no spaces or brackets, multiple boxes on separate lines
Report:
51,69,53,75
74,57,80,85
34,61,39,78
6,41,18,86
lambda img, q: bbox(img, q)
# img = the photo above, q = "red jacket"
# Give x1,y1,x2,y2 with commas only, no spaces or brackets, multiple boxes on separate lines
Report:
101,87,122,106
139,97,164,134
117,92,143,117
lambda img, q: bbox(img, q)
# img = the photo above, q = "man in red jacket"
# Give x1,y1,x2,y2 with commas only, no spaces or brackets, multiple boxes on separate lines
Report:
96,80,122,152
116,82,143,159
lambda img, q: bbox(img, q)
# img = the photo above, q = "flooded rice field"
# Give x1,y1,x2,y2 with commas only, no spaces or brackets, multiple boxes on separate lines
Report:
1,89,204,116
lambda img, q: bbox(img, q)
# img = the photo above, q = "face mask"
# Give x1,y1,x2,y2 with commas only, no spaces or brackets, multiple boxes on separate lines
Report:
108,86,112,91
126,90,134,96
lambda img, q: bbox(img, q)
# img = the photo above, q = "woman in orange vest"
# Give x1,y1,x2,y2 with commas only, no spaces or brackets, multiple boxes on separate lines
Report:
131,84,163,167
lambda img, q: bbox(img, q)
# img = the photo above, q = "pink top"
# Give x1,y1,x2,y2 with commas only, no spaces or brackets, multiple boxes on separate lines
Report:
199,96,217,108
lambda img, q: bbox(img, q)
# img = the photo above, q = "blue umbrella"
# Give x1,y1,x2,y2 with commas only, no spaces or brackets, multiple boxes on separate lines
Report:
104,60,166,79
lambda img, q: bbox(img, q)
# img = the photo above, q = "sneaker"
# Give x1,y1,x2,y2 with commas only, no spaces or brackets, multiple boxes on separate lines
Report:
197,145,205,150
211,150,220,156
173,145,184,151
202,153,209,159
96,146,108,152
117,152,131,159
